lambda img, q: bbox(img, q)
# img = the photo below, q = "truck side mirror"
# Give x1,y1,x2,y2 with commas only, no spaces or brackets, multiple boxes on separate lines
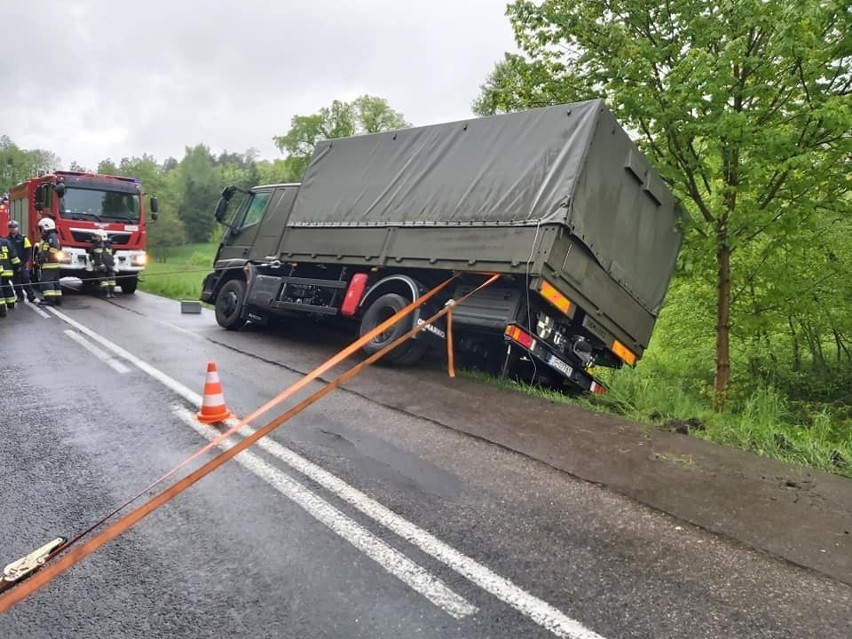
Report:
149,196,159,220
54,182,66,198
34,185,45,211
214,196,229,223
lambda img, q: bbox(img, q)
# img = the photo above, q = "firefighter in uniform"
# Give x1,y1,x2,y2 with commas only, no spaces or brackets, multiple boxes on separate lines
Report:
34,217,63,306
0,234,21,316
89,229,116,298
7,220,37,303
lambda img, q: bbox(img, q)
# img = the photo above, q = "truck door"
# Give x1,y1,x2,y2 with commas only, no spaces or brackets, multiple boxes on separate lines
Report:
248,186,298,262
216,189,273,262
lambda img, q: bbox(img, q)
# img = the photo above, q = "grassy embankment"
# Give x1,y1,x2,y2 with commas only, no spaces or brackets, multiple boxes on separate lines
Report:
140,243,216,300
141,242,851,478
465,362,851,479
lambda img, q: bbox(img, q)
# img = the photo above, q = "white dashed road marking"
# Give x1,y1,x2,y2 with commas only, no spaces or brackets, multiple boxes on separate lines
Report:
63,329,131,374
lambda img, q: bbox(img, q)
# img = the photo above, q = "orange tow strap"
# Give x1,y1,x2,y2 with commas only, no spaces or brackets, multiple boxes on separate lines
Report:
31,274,459,572
0,273,499,612
446,303,455,378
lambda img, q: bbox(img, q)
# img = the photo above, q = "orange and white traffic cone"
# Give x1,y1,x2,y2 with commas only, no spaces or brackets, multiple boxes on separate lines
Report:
196,361,233,424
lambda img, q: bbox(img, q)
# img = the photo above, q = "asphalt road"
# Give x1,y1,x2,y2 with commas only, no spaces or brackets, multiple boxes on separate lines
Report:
1,290,850,639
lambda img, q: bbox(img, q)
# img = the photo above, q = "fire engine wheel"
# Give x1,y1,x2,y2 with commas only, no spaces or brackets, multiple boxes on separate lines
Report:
215,278,247,330
121,276,138,294
359,292,426,366
81,278,100,294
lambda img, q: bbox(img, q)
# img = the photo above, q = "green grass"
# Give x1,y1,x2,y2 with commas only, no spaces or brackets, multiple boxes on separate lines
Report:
463,360,852,478
139,242,216,300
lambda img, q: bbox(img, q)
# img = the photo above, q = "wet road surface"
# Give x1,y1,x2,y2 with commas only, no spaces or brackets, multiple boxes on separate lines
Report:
1,291,850,638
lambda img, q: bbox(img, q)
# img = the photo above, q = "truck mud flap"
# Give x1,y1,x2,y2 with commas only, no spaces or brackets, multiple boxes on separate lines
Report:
200,272,219,303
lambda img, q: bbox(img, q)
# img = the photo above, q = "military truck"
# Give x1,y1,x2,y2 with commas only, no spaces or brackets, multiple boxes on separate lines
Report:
201,99,681,392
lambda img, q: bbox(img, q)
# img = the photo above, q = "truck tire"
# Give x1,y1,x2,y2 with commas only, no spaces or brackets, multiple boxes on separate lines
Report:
121,276,138,294
215,279,247,330
359,292,426,365
81,278,99,295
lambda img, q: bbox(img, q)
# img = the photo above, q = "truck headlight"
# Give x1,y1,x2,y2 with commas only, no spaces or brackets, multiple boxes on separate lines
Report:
132,252,147,266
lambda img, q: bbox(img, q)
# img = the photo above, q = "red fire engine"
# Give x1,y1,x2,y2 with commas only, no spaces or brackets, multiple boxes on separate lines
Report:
3,171,158,293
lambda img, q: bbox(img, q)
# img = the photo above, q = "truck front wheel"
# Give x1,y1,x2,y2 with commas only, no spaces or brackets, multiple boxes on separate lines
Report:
359,293,425,365
121,275,138,294
215,279,247,330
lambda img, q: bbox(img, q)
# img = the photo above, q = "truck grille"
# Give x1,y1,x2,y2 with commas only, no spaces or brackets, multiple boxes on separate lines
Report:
69,230,132,246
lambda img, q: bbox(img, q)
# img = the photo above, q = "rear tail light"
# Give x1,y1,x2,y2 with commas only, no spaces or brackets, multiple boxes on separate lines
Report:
590,381,606,395
504,325,536,350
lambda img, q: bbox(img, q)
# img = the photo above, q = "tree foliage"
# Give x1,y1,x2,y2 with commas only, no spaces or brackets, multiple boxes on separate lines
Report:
477,0,852,407
0,136,61,194
273,95,409,180
176,145,220,243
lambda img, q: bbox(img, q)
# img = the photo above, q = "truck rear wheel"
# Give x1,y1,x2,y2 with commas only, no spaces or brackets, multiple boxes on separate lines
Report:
215,279,247,330
360,293,425,365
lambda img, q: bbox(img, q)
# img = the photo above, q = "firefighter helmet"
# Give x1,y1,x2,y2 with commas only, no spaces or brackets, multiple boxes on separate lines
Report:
38,217,56,232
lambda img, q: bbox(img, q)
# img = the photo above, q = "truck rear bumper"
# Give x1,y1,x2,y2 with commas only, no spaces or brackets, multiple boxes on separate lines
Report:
504,323,605,393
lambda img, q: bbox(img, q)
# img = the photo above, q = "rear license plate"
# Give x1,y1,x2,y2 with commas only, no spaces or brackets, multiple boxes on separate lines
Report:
546,353,573,378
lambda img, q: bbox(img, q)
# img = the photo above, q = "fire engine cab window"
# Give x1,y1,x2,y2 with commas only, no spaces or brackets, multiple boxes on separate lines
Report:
239,192,270,228
61,189,141,222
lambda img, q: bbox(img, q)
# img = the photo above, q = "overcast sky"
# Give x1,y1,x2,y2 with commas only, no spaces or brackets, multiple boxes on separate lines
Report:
0,0,517,170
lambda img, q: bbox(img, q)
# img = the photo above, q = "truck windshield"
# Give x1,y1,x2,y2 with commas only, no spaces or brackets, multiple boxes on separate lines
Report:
60,188,141,223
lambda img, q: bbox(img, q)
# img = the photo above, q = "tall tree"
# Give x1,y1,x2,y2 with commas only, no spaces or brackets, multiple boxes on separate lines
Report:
146,205,187,255
273,95,409,180
177,145,220,243
478,0,851,407
215,149,260,190
97,159,119,175
256,158,296,186
0,136,62,192
0,136,29,193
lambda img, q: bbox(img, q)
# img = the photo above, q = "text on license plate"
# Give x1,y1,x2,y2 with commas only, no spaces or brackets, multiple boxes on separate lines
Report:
547,353,573,377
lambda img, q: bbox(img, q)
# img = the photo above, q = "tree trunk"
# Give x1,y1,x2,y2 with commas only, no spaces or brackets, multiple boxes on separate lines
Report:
789,317,800,372
833,328,850,362
714,243,732,410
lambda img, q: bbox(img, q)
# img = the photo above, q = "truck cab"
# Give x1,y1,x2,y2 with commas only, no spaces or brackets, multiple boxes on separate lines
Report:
212,183,300,266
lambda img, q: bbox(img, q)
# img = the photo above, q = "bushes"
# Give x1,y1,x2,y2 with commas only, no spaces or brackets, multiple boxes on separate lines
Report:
595,360,851,476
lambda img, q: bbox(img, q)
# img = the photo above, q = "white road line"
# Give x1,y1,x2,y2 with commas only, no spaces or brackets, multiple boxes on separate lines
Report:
63,329,132,374
236,423,603,639
45,305,606,639
22,301,51,319
172,406,476,620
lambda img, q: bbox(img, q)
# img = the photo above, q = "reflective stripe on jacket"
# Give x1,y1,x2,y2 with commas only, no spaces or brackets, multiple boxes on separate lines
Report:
6,233,32,263
0,239,21,277
37,232,62,268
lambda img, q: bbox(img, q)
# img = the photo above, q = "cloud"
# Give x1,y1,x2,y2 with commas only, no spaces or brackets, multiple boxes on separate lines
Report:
1,0,516,169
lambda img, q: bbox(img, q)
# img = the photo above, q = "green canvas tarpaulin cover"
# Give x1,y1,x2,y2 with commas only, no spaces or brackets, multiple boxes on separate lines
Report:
290,99,681,314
